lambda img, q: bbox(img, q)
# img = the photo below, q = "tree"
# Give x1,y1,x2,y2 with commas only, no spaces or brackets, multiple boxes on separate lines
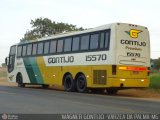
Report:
1,63,6,68
154,58,160,70
21,17,85,41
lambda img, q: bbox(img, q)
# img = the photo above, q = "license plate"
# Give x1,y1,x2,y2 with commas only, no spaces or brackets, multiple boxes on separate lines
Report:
133,71,139,74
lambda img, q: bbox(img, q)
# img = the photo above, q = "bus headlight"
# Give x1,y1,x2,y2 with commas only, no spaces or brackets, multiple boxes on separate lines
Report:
141,79,144,82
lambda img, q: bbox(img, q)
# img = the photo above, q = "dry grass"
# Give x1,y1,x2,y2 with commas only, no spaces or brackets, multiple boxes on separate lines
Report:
118,89,160,99
0,77,17,86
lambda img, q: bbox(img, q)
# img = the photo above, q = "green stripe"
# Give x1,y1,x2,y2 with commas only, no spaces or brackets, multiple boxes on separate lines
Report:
23,57,44,84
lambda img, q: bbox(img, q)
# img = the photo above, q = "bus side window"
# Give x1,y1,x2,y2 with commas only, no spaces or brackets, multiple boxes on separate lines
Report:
17,46,22,57
32,43,37,55
80,35,89,50
37,42,44,55
105,31,110,49
90,33,99,50
64,37,72,52
27,44,32,56
50,40,57,54
44,41,50,54
100,32,105,49
72,37,80,51
22,45,27,57
57,40,64,53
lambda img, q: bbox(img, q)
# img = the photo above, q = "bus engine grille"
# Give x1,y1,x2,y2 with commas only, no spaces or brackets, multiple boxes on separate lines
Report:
93,70,106,85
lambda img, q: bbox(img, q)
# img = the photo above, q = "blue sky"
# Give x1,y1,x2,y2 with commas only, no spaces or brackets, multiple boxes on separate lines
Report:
0,0,160,64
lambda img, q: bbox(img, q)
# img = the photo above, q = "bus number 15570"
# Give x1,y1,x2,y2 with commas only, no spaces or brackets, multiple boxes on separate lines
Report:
86,54,107,61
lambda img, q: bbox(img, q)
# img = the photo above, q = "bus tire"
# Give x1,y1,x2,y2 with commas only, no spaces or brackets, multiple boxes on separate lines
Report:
106,88,118,95
64,74,76,92
16,73,25,87
76,74,87,93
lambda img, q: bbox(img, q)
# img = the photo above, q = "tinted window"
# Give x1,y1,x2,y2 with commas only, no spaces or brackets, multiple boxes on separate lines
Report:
100,32,105,49
32,43,37,55
37,42,44,55
105,32,110,49
44,41,50,54
57,40,63,53
90,34,99,49
22,45,27,56
27,44,32,56
50,40,57,53
80,35,89,50
64,38,72,52
72,37,80,51
17,46,22,57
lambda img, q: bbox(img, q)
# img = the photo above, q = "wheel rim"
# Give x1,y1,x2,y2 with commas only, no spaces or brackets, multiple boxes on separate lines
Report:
77,76,86,92
65,77,72,89
78,79,85,89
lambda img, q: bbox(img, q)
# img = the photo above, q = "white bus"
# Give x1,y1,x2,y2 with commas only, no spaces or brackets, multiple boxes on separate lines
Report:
5,23,150,94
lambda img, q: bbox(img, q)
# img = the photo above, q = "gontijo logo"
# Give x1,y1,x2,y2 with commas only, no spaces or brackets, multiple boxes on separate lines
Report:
125,29,142,38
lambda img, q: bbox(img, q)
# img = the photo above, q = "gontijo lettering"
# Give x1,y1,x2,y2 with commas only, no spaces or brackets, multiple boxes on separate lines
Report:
120,39,146,46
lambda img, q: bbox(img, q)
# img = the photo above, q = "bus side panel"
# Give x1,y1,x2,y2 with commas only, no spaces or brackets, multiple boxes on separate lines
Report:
15,58,31,84
36,56,63,86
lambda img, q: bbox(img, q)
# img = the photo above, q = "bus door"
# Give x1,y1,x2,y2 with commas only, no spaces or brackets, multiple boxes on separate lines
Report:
6,45,16,73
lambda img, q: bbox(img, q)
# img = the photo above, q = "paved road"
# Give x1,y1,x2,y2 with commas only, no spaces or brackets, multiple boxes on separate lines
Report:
0,86,160,114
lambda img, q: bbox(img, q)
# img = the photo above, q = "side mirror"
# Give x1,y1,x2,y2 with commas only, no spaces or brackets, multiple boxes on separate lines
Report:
5,57,9,65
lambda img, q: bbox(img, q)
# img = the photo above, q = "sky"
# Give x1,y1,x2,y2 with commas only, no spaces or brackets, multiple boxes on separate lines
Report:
0,0,160,65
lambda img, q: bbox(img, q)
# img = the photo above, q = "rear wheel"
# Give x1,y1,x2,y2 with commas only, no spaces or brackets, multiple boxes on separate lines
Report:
76,74,87,93
64,74,76,92
16,73,25,87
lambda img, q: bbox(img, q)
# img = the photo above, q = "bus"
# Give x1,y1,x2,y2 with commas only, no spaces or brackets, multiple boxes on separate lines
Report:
5,23,150,94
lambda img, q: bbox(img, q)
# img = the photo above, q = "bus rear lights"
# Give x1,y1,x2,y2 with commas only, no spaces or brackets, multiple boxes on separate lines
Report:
119,66,147,71
120,79,126,82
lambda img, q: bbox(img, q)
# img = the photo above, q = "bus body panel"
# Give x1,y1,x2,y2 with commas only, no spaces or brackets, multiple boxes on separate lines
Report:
113,23,150,87
6,23,150,91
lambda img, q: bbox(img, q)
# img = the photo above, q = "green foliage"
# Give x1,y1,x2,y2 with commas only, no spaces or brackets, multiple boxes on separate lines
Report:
151,58,160,70
1,63,6,67
154,58,160,69
150,72,160,88
21,17,84,41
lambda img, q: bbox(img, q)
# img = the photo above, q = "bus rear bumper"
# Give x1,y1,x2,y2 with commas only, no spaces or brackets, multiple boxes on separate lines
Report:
108,78,150,88
89,78,150,88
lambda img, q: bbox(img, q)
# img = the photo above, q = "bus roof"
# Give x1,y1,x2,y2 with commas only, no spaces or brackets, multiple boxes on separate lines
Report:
18,22,147,44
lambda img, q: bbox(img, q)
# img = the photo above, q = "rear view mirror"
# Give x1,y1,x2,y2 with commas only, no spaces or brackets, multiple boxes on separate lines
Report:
5,57,9,65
